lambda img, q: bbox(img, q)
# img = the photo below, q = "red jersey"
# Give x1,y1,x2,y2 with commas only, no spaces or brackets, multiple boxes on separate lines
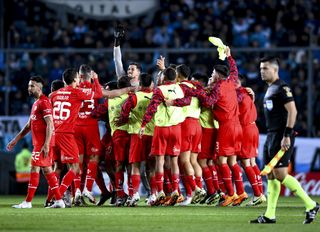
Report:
198,56,240,123
238,87,257,125
50,85,101,133
76,80,100,126
30,94,53,147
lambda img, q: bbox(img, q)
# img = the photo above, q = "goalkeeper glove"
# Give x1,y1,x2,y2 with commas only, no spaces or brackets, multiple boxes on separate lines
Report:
114,24,125,47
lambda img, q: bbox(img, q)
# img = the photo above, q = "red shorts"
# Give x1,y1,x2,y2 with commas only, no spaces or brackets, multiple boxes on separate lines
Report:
101,132,115,161
129,134,152,163
216,122,242,157
181,118,202,153
198,127,217,160
54,133,79,164
74,125,101,156
151,124,181,156
31,146,54,167
112,130,130,162
239,123,259,159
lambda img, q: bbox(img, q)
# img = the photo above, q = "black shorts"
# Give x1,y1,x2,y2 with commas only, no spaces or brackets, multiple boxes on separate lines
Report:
263,131,295,168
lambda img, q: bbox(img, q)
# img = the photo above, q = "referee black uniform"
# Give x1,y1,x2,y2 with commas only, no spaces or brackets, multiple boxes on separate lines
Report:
263,79,295,168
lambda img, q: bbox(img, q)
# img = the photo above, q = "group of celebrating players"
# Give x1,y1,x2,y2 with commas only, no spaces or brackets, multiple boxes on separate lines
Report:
8,27,267,209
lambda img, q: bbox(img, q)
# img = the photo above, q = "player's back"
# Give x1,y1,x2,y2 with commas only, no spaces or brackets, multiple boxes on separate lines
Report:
213,80,239,123
238,87,257,125
51,86,91,133
76,81,99,126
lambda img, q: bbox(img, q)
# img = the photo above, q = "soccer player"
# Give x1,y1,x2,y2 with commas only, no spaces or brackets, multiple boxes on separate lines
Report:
44,79,65,207
236,76,266,206
192,73,221,205
116,73,155,206
8,76,65,209
167,66,207,205
74,64,108,205
251,57,319,224
50,69,134,200
107,75,132,206
196,46,244,206
113,24,141,87
140,67,186,206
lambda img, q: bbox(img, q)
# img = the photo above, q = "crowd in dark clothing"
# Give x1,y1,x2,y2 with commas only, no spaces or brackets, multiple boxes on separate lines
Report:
1,0,320,137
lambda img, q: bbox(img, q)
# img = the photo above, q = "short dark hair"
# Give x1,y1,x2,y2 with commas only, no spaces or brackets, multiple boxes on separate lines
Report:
51,80,65,92
163,67,176,81
79,64,92,79
176,64,191,79
63,68,78,85
104,81,118,90
260,56,280,66
169,64,177,69
139,73,153,87
118,75,132,89
191,73,208,85
30,76,45,86
129,62,142,72
213,64,229,77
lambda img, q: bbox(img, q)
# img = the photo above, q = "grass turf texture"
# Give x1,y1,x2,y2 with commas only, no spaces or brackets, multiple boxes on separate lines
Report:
0,196,319,232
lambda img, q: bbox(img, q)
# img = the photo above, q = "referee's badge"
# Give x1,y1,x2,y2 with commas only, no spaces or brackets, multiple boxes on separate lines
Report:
266,100,273,110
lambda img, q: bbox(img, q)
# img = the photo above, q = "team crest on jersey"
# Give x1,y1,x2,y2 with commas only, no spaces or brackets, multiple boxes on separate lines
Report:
265,100,273,110
283,86,292,97
91,147,99,153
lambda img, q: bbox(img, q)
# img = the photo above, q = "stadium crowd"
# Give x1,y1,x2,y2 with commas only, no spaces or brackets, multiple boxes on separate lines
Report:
2,0,320,136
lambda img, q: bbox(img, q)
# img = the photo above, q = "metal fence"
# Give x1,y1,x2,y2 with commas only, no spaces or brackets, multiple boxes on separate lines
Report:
1,47,320,136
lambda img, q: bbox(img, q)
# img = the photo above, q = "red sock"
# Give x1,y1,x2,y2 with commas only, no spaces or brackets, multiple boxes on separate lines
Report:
47,172,59,201
181,175,192,197
131,174,140,194
115,171,125,197
25,172,40,202
45,172,62,200
220,164,234,196
163,169,172,195
80,168,86,192
127,172,133,197
216,165,226,193
155,172,164,192
202,167,215,194
59,170,76,196
252,165,263,194
86,161,98,191
73,173,81,190
186,175,196,191
195,176,202,189
231,163,244,195
171,173,179,192
244,166,261,196
150,175,157,194
208,165,220,191
95,168,108,194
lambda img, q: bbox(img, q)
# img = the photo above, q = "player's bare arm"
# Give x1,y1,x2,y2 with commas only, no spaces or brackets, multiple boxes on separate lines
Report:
102,86,139,99
6,119,31,151
281,101,297,151
41,115,54,157
157,55,166,71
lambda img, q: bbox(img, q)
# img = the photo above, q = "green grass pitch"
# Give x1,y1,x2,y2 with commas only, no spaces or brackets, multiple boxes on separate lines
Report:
0,196,319,232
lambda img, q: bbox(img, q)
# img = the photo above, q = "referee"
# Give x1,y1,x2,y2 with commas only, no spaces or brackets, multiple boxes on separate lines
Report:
251,56,319,224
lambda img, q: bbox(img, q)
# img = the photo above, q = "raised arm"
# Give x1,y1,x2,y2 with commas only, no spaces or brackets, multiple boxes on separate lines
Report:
225,47,239,83
114,46,126,79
